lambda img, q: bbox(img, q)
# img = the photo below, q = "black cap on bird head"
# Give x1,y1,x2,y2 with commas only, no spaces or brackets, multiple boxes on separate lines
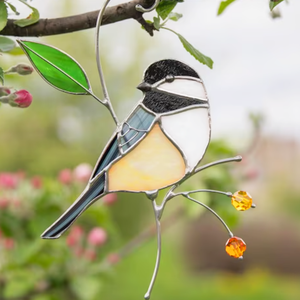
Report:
138,59,206,114
143,59,200,85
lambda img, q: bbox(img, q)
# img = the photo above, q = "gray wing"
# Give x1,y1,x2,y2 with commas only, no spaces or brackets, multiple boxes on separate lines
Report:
91,105,156,180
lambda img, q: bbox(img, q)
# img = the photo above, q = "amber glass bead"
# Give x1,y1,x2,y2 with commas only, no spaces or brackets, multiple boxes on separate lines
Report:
231,191,252,211
225,236,246,258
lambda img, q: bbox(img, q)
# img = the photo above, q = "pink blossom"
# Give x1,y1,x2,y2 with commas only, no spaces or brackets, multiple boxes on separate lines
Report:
73,247,84,258
16,171,26,180
0,173,18,189
66,235,78,247
6,63,34,75
66,225,84,247
71,225,84,237
58,169,72,185
87,227,107,246
85,249,97,261
9,90,32,108
244,169,259,180
13,198,21,208
73,163,93,183
0,87,11,96
15,64,34,76
3,238,15,250
0,197,9,209
103,193,117,206
31,176,43,189
107,253,120,265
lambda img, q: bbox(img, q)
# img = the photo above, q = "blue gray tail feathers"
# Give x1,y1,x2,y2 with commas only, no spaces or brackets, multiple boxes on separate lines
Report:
41,174,105,239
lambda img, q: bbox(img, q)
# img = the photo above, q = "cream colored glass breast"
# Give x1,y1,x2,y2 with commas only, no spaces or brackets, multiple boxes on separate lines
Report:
108,123,186,192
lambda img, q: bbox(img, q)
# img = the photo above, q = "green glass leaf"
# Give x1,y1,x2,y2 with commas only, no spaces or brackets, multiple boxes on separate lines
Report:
0,67,4,85
17,40,91,94
13,0,39,27
177,33,213,69
169,12,183,21
269,0,285,11
156,0,177,20
0,1,8,31
0,36,16,52
217,0,236,15
6,2,20,15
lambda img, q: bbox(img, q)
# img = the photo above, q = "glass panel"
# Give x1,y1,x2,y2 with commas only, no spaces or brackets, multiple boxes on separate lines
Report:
42,174,105,238
92,106,155,178
93,136,120,178
108,123,186,192
161,107,210,170
120,106,155,152
20,41,90,94
157,78,207,100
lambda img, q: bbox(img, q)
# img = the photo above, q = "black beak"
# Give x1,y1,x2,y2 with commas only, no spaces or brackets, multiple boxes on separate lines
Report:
137,82,152,92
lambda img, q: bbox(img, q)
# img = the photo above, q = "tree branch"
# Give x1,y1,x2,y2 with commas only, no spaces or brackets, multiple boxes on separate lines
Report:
0,0,156,37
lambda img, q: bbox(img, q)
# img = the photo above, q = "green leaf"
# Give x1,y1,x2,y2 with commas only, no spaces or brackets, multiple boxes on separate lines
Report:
169,12,183,21
156,0,177,20
0,0,8,31
269,0,285,10
0,67,4,85
6,2,20,15
18,40,92,94
13,0,39,27
217,0,236,15
0,36,16,52
153,16,161,30
177,33,213,69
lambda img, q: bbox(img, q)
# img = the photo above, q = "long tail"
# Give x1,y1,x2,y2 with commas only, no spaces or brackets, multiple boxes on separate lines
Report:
41,174,106,239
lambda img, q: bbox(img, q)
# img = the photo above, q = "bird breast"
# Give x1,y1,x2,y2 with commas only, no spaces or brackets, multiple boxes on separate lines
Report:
160,107,211,172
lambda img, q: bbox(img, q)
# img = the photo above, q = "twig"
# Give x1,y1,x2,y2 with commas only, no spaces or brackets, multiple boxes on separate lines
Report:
0,0,156,37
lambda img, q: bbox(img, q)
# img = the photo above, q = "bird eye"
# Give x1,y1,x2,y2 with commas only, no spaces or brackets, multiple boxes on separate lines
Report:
165,75,175,83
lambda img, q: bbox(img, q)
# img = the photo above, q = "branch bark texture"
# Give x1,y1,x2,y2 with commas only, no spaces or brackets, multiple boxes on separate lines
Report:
0,0,156,37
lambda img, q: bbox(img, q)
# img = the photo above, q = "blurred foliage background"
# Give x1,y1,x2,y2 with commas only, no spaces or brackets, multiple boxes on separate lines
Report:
1,0,300,299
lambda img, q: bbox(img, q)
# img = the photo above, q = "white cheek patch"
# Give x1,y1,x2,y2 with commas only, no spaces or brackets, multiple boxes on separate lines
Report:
157,79,207,100
161,108,210,170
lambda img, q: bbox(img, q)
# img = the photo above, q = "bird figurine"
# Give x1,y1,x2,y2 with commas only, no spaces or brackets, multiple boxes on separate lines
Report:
41,59,211,239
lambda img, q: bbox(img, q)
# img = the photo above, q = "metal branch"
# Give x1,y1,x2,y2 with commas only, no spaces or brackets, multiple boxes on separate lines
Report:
144,200,162,300
156,156,242,218
194,155,242,174
184,195,233,238
175,189,232,198
0,0,156,37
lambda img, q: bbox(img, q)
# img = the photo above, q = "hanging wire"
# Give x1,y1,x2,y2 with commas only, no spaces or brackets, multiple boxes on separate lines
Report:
95,0,119,125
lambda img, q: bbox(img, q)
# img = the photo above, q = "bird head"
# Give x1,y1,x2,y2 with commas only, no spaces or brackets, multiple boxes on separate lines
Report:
137,59,209,114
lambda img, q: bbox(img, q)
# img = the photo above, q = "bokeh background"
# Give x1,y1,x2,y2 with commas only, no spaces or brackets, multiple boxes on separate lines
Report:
1,0,300,299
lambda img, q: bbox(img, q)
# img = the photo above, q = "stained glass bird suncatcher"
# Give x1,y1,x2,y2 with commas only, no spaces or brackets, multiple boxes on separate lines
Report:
17,0,255,299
